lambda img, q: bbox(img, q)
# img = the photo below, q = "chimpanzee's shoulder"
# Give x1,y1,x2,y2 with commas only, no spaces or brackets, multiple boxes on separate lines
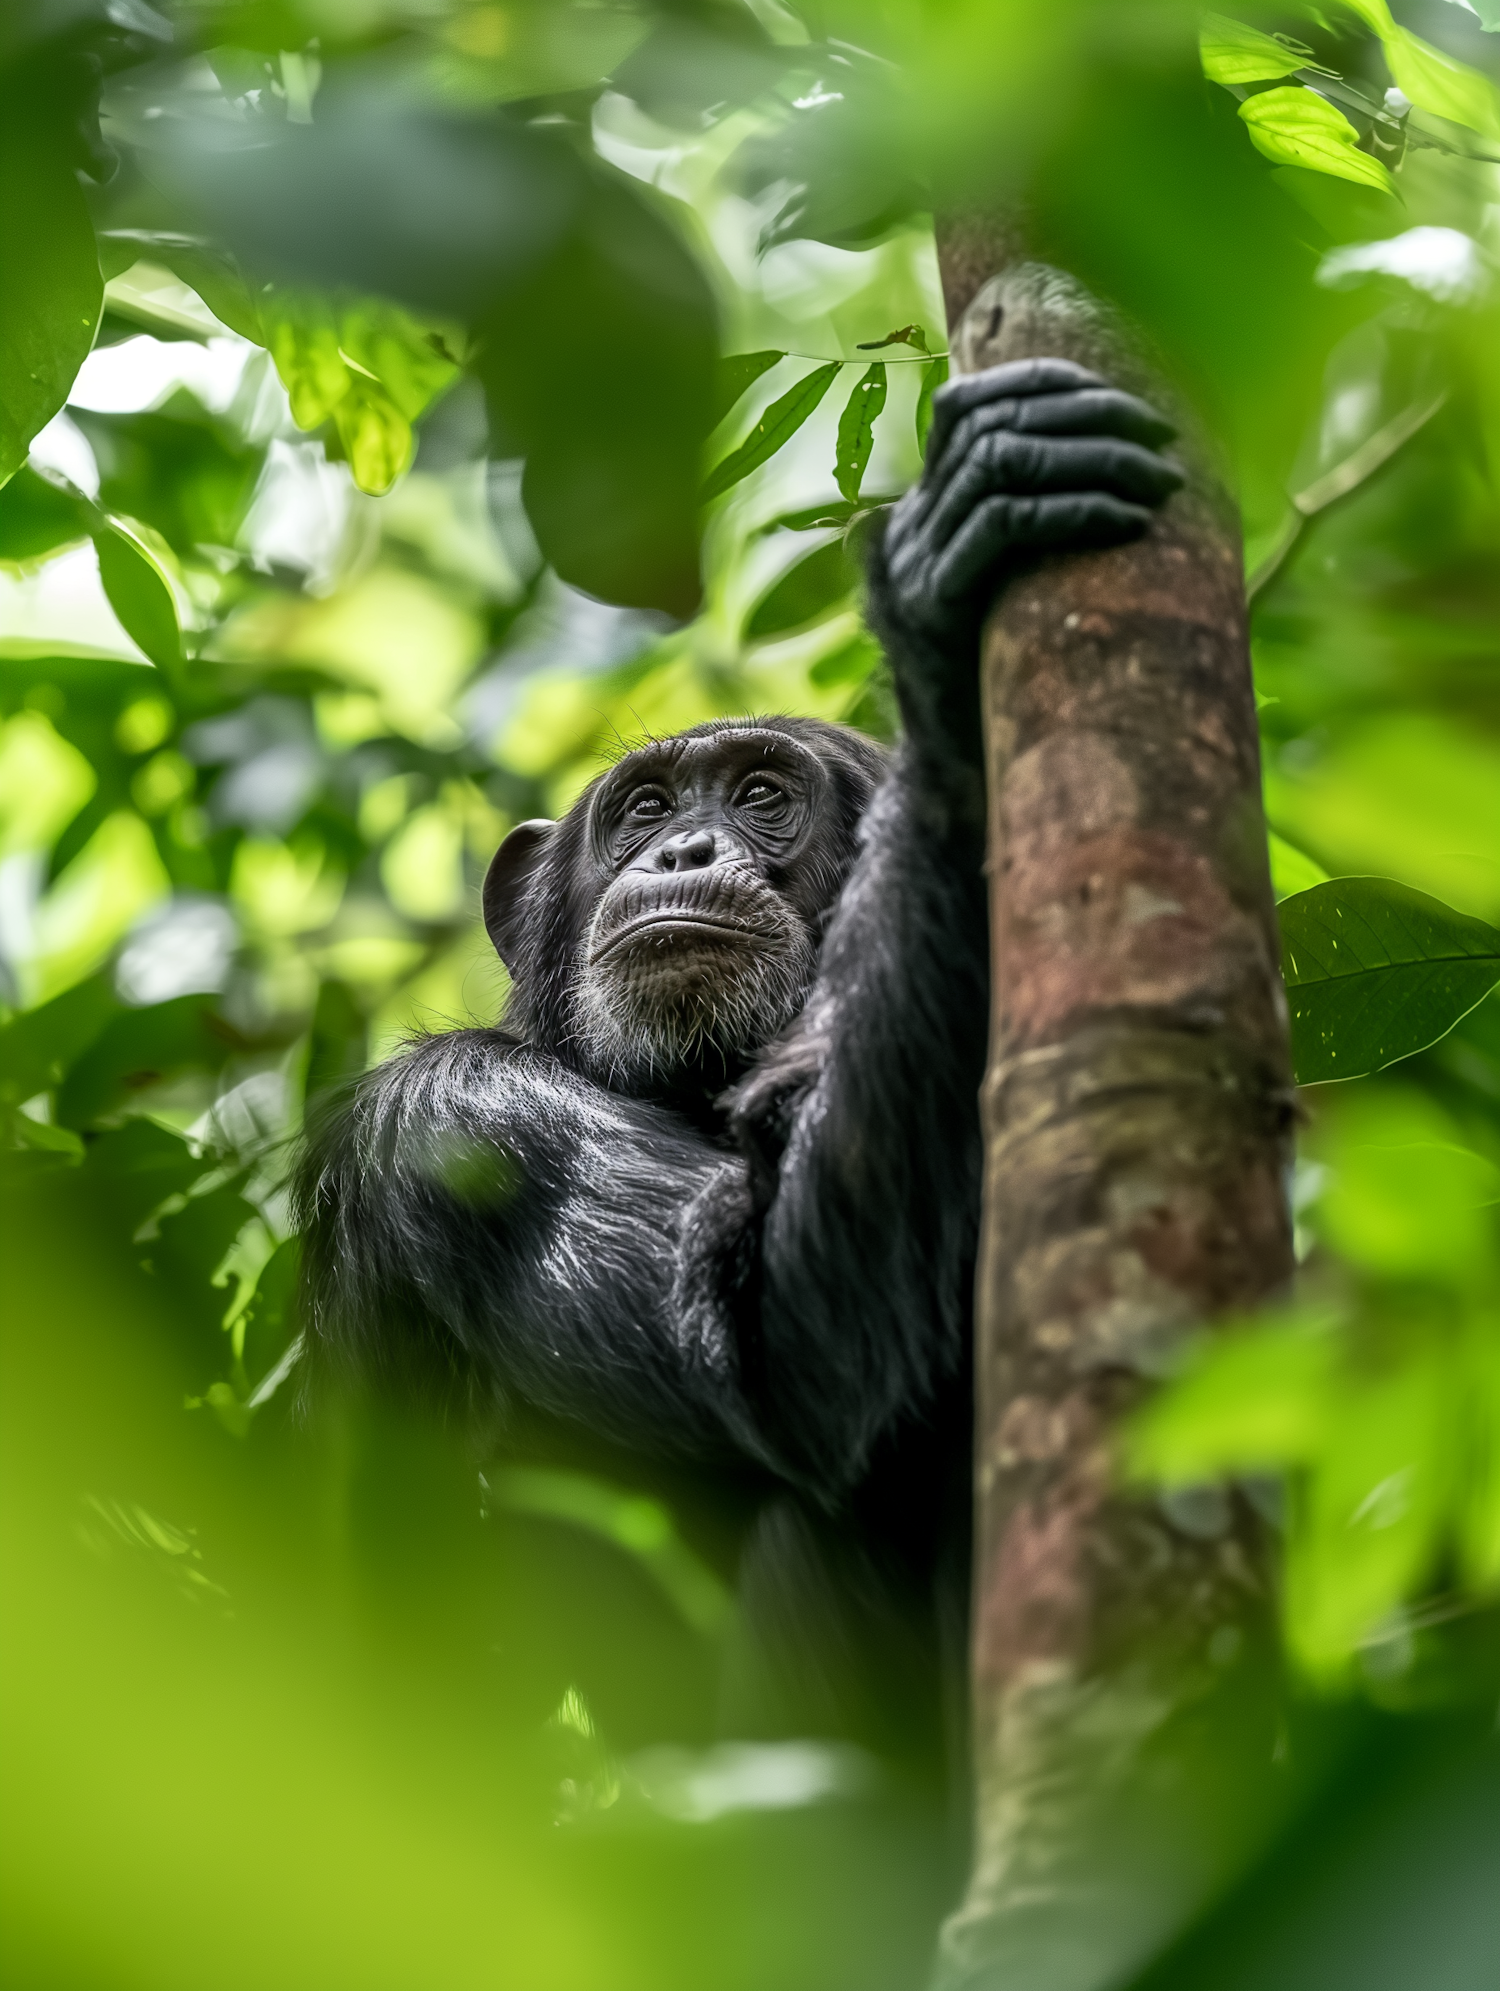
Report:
348,1026,702,1164
354,1027,600,1124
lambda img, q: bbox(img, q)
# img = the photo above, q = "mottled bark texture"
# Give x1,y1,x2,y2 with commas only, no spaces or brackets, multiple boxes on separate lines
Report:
936,259,1297,1990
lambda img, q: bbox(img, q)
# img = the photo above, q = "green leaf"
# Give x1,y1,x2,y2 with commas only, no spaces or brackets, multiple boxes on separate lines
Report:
1200,13,1319,85
833,363,888,505
0,975,119,1105
702,362,843,504
916,356,948,457
0,120,103,488
744,538,857,642
260,292,458,495
263,296,352,432
98,232,265,343
809,630,882,688
1339,0,1500,136
1280,877,1500,1083
489,1465,731,1635
1126,1311,1339,1485
1269,830,1329,902
93,524,183,673
1238,87,1395,192
335,299,460,423
760,500,862,534
55,994,231,1132
710,350,784,431
1287,1351,1454,1678
332,380,413,496
0,468,92,563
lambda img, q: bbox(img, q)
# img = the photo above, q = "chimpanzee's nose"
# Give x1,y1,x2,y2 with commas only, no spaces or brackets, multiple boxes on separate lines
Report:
658,828,716,871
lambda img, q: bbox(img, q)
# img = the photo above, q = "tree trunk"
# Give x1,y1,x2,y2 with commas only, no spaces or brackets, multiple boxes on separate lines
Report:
934,243,1298,1990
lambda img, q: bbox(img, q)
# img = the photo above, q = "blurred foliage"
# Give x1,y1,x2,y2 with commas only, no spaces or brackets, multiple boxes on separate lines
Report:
4,0,1500,1984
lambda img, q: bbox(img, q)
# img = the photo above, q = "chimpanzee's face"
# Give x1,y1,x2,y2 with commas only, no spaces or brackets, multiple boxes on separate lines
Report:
483,716,885,1094
572,728,830,1084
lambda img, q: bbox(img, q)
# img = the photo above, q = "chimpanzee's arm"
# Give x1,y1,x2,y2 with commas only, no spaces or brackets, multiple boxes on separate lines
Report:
724,361,1181,1483
295,1028,771,1464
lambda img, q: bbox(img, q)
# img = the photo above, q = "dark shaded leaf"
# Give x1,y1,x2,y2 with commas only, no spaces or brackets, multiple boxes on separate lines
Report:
1280,877,1500,1083
916,357,948,457
98,230,264,341
711,350,783,431
809,631,882,688
856,325,929,354
0,99,103,485
745,537,857,642
833,363,887,504
735,52,924,252
760,496,900,534
56,994,236,1130
0,975,119,1104
93,523,182,670
703,362,842,505
77,1117,204,1234
72,402,262,558
0,465,92,561
170,82,716,614
240,1236,300,1391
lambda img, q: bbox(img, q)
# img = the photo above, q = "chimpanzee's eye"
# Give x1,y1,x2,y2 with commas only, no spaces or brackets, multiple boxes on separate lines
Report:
626,788,670,820
736,777,784,809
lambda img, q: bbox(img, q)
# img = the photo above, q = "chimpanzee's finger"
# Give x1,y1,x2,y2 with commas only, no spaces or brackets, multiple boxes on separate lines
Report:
928,388,1175,499
924,359,1110,467
931,492,1154,603
923,434,1182,552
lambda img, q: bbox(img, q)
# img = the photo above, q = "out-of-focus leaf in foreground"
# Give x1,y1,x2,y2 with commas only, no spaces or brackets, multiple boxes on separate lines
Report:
0,70,103,486
165,77,717,614
1280,878,1500,1083
1340,0,1500,138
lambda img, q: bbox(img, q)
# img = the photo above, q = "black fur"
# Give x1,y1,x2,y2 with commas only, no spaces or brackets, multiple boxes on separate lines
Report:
294,362,1180,1780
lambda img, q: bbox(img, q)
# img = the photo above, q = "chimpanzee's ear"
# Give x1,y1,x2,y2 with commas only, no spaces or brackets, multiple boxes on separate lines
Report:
482,819,555,974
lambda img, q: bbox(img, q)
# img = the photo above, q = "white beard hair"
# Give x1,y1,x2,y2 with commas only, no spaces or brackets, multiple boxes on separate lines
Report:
570,912,817,1090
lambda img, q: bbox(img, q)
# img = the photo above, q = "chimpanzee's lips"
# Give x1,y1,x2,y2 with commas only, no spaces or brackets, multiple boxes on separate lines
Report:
588,910,778,965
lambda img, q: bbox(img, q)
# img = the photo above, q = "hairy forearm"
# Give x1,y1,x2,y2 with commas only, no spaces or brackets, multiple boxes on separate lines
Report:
861,520,988,827
729,757,988,1484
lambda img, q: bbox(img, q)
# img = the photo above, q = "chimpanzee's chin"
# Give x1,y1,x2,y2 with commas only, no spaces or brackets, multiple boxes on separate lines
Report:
571,929,815,1091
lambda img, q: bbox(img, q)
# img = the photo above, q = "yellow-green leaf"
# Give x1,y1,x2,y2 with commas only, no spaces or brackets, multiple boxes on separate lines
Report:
1200,13,1316,85
1239,87,1395,192
1340,0,1500,138
334,380,413,497
265,298,351,432
336,301,460,423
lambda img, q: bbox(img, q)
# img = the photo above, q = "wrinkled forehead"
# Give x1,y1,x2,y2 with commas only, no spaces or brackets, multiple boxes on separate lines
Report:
596,726,829,799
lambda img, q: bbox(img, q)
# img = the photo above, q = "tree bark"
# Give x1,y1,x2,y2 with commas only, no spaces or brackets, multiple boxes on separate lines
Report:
934,249,1298,1990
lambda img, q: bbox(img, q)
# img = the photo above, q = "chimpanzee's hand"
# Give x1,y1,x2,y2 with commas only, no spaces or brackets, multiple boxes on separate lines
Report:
879,358,1183,649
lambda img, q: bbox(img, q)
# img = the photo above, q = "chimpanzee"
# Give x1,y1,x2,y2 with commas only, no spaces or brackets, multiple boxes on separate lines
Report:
295,359,1181,1780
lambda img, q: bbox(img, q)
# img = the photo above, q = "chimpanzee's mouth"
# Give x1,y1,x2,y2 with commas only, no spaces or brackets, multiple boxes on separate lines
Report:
589,911,777,965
